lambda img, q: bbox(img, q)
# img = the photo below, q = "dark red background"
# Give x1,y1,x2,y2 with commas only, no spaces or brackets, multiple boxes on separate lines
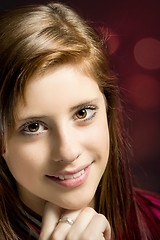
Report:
1,0,160,194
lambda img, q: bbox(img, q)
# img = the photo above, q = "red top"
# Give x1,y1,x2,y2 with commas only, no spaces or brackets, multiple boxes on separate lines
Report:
135,188,160,220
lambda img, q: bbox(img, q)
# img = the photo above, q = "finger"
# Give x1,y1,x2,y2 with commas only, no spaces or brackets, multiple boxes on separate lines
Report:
82,213,111,240
51,209,81,240
66,207,97,239
54,207,97,240
64,208,110,240
39,202,61,240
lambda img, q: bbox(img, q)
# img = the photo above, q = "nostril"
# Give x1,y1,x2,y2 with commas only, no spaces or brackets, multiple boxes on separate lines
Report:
52,150,81,163
75,154,80,160
58,153,80,163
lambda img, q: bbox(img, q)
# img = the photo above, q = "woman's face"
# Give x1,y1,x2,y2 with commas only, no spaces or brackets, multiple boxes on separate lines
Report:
3,64,110,215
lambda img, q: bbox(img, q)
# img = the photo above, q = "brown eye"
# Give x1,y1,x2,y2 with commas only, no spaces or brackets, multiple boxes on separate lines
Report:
76,109,87,119
21,122,48,136
28,123,40,132
74,106,97,122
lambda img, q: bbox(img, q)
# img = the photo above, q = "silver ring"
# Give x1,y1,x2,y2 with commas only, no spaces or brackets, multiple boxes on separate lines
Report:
59,217,74,225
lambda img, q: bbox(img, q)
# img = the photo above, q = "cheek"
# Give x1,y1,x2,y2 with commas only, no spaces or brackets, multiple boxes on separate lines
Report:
82,115,110,161
3,140,46,183
94,121,110,164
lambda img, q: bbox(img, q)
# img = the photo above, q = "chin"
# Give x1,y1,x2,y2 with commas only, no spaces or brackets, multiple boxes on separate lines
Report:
57,194,95,211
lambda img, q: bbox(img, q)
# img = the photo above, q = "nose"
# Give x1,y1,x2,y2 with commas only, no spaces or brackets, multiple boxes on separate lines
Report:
50,124,80,163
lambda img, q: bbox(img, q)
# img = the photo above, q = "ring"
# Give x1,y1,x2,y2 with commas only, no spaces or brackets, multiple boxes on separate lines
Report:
59,217,74,225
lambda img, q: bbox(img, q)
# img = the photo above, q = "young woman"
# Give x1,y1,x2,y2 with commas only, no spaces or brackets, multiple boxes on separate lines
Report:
0,2,159,240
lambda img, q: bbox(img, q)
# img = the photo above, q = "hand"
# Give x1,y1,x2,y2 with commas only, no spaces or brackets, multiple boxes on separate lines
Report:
39,202,111,240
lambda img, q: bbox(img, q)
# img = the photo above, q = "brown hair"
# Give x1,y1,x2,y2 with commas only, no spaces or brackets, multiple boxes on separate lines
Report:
0,2,159,239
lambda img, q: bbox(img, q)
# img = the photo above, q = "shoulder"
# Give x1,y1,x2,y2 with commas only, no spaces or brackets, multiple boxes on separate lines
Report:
134,188,160,221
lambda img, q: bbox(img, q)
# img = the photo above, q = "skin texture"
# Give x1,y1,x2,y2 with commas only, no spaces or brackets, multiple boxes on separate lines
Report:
3,64,111,239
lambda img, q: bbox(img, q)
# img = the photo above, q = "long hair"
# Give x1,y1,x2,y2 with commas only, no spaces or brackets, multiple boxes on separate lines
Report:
0,3,159,239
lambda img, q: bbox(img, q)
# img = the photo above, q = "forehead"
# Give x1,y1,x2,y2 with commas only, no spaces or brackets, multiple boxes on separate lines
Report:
26,63,99,95
15,64,102,119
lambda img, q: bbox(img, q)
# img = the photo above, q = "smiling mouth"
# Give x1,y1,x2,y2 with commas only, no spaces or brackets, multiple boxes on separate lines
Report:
54,168,86,180
46,164,92,188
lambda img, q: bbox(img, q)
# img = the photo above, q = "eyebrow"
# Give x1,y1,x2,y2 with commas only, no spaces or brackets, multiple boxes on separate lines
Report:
69,98,99,112
17,98,99,123
16,115,48,125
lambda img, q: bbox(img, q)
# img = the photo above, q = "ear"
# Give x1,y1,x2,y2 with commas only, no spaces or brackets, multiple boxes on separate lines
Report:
2,144,8,161
2,152,7,162
1,133,8,160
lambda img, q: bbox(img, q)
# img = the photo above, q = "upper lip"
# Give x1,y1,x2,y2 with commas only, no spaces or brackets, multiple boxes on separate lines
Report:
46,162,92,177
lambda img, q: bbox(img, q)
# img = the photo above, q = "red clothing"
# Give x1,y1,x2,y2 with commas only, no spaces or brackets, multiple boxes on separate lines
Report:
135,188,160,221
140,190,160,220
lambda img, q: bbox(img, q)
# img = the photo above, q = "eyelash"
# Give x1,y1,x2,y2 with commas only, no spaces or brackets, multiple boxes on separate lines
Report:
20,121,48,136
19,105,97,136
74,106,97,122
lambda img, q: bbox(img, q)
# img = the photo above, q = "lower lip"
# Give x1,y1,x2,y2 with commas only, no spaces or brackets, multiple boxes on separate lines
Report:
46,164,92,188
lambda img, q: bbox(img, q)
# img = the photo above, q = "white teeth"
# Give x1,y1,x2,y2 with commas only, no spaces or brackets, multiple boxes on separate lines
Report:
58,176,65,180
56,169,85,180
65,175,74,179
73,169,84,178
